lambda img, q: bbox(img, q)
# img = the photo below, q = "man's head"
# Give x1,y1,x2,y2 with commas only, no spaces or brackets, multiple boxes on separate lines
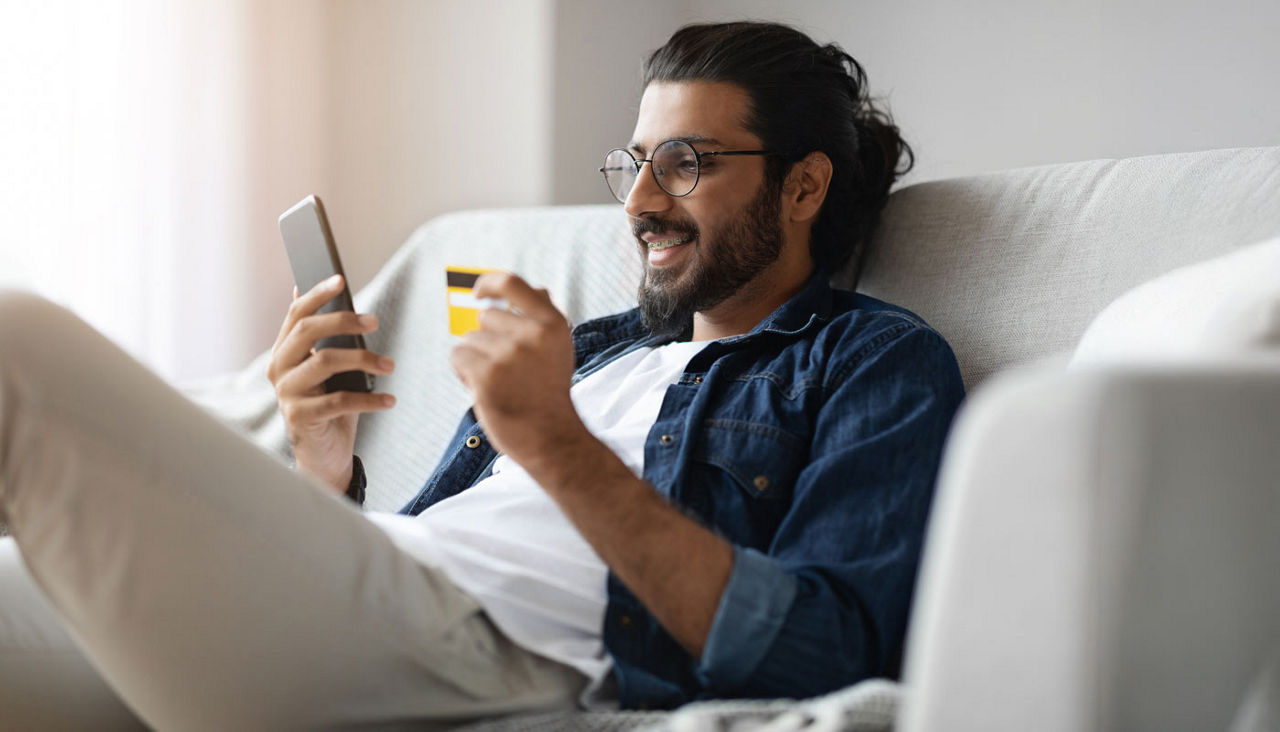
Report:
617,21,912,337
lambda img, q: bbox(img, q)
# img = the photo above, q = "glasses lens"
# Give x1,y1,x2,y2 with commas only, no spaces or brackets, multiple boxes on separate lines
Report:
652,140,699,196
602,149,636,203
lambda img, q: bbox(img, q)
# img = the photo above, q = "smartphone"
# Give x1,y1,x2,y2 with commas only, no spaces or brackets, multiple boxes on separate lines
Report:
278,194,374,394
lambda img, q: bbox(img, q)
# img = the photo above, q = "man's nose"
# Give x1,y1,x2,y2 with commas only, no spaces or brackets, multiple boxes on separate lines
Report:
624,162,673,219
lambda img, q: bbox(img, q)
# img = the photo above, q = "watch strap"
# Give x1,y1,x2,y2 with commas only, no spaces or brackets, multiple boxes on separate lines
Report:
345,454,367,506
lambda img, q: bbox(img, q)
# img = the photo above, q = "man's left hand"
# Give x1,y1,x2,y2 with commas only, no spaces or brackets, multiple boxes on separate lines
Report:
449,273,589,467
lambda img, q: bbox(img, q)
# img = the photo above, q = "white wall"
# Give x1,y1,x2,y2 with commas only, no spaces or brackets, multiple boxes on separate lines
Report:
322,0,554,289
548,0,1280,191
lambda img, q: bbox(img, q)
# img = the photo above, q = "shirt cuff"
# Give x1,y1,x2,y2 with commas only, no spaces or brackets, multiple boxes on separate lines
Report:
697,545,798,690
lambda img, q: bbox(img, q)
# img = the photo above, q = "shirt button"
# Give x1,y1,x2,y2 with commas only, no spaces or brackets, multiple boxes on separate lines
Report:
753,475,770,492
619,614,632,628
465,435,482,449
659,434,674,446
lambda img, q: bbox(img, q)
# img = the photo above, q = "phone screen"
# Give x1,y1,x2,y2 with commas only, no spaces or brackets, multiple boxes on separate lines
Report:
278,195,374,393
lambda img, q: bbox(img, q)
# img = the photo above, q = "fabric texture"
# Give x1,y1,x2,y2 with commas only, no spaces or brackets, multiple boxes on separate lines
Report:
454,678,899,732
1070,234,1280,365
398,272,965,710
850,146,1280,389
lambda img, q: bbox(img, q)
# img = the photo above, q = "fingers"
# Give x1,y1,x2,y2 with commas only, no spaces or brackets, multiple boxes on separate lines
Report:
472,272,561,325
273,274,345,352
475,307,540,340
275,343,395,399
272,310,380,382
280,388,397,427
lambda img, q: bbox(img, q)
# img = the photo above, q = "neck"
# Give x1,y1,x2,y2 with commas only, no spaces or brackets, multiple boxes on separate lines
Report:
691,261,814,341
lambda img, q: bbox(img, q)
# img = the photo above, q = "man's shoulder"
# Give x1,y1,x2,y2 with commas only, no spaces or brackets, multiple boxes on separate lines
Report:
823,290,948,350
828,288,925,325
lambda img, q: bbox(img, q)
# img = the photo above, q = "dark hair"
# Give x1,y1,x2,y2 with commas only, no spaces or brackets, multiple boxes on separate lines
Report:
643,21,913,274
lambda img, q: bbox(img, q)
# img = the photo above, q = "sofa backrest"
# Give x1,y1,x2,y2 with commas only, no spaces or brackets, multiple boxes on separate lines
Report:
851,146,1280,390
188,147,1280,511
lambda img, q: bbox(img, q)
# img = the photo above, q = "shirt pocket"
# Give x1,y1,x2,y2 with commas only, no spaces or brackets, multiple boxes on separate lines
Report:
688,419,809,545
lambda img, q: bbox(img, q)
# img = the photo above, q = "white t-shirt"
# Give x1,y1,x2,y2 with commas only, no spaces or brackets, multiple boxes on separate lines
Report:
366,340,707,705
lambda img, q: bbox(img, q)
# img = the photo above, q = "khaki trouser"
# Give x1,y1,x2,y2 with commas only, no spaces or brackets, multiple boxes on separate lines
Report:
0,290,585,730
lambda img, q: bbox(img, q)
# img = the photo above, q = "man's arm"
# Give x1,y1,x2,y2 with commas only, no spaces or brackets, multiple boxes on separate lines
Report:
520,424,733,657
449,273,732,657
451,273,963,694
688,323,963,696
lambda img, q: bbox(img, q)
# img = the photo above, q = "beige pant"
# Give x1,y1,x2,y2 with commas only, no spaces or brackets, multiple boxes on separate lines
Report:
0,291,585,731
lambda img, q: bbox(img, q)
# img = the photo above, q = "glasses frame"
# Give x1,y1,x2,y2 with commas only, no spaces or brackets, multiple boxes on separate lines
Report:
599,139,775,202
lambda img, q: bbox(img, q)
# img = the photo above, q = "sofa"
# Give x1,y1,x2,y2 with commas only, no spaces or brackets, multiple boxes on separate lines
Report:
182,146,1280,730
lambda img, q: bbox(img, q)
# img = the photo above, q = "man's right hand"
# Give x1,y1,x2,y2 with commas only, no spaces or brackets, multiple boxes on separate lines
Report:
267,274,396,494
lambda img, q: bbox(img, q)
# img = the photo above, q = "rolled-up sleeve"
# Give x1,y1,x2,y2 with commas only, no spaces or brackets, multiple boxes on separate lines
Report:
697,325,964,697
697,546,798,688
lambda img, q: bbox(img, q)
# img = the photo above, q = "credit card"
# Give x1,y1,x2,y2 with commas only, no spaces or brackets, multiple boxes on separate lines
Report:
446,266,508,336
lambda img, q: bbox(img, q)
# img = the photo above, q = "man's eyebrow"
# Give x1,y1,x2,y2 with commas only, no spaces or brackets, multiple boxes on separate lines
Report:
627,135,726,155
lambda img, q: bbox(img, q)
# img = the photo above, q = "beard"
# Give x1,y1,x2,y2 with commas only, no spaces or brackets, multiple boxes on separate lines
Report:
634,177,784,338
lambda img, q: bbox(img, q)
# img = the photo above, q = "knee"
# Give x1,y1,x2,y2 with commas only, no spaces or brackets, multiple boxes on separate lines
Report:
0,290,83,371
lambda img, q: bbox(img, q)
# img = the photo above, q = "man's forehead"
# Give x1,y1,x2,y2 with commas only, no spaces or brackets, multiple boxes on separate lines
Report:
626,134,727,155
628,81,756,152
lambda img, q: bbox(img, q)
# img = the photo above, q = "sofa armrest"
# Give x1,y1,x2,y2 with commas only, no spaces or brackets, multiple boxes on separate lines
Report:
900,360,1280,732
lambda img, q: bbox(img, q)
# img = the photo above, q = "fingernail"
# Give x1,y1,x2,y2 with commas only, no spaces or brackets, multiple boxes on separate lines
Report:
381,394,396,407
359,314,377,327
378,356,394,370
326,274,343,287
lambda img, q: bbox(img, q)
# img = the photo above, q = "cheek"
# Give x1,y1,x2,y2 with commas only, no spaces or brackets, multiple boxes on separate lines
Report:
685,203,738,247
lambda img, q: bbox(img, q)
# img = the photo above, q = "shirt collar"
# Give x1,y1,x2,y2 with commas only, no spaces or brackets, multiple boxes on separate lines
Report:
572,267,836,353
730,267,835,341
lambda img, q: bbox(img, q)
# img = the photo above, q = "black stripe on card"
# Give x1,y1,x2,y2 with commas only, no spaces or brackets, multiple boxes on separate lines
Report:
446,270,481,289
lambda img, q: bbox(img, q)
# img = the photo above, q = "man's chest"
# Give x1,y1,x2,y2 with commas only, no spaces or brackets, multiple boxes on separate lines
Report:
638,345,835,548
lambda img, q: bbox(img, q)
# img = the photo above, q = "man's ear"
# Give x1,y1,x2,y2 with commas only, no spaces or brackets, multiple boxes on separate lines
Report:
783,151,833,224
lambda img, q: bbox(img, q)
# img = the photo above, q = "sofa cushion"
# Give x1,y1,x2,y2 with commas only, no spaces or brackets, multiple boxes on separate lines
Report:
1071,235,1280,366
852,147,1280,389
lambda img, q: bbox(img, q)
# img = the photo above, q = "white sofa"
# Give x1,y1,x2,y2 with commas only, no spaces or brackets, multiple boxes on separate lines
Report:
184,146,1280,730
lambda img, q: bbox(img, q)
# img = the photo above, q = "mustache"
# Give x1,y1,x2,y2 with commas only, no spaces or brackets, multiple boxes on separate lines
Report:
631,215,699,241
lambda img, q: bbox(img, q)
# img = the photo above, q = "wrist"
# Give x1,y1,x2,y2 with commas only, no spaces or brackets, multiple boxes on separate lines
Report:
295,455,355,497
520,425,620,495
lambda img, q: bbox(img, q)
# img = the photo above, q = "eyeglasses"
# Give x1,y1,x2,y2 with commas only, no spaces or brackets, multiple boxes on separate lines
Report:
599,139,774,203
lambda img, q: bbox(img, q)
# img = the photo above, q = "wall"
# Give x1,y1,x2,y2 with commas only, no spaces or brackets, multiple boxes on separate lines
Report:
322,0,554,289
547,0,1280,191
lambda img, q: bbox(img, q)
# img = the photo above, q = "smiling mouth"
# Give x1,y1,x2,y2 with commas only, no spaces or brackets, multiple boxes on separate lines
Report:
646,235,692,251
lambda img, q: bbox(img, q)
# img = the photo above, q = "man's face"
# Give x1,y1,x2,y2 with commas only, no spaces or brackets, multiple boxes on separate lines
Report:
624,81,784,336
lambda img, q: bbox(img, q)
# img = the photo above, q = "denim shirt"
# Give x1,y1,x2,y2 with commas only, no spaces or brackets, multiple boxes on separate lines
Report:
398,270,965,710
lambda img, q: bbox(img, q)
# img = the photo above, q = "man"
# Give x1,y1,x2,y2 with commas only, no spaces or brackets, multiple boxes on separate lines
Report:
0,21,963,729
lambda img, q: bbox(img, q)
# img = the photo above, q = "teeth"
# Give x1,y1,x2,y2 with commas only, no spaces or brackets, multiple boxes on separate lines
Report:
647,236,691,251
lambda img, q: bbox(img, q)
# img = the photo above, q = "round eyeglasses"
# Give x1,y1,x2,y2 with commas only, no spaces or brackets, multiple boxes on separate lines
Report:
599,139,774,203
